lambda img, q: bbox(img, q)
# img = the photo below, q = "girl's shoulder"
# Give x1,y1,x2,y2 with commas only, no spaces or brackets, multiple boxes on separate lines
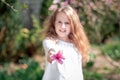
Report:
43,37,74,47
42,37,57,44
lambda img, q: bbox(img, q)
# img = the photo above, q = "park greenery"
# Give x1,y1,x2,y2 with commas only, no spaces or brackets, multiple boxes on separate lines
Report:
0,0,120,80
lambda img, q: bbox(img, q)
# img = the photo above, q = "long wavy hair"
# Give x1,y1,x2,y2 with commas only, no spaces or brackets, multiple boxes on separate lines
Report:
44,5,90,62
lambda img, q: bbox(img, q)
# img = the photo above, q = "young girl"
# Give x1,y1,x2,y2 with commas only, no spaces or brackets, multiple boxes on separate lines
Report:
42,5,90,80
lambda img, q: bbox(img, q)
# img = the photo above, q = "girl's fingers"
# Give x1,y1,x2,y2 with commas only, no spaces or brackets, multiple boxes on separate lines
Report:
47,48,55,63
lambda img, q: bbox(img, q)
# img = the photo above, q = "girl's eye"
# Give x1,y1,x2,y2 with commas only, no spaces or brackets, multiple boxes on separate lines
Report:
58,21,62,23
65,22,69,25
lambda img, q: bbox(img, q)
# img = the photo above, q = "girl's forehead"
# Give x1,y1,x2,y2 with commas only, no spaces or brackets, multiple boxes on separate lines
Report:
56,12,70,21
56,12,66,17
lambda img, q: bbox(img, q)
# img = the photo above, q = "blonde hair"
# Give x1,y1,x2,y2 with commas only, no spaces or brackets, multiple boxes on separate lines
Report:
44,5,90,62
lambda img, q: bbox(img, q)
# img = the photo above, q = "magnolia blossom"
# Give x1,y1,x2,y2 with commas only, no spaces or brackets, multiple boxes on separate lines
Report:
49,4,58,11
105,0,113,5
50,51,65,64
69,0,75,4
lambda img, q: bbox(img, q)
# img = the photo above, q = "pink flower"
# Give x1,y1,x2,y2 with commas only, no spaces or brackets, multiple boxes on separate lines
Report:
69,0,75,4
105,0,113,5
49,4,58,11
50,51,65,64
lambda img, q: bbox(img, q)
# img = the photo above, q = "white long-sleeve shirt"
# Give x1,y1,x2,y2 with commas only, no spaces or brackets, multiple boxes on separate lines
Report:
42,38,83,80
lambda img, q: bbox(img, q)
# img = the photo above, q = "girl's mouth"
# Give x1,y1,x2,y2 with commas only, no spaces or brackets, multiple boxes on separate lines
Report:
59,30,66,33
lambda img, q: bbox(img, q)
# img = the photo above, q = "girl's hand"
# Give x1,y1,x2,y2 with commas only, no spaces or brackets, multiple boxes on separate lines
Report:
47,48,55,63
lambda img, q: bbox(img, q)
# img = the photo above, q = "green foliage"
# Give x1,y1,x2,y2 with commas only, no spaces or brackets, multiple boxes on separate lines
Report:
39,0,53,25
0,0,44,63
83,70,106,80
0,0,16,16
12,60,44,80
85,52,96,68
102,42,120,61
13,15,44,63
0,1,23,63
85,61,94,68
0,59,44,80
76,0,120,44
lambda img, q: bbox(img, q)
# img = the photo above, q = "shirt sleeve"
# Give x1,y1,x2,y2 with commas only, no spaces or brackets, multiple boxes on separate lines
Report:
42,38,57,56
42,38,67,80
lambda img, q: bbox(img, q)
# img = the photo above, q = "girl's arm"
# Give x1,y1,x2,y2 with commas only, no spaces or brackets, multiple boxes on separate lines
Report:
42,38,56,63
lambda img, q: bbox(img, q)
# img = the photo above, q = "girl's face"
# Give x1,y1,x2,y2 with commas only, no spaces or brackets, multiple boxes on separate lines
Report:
55,12,71,41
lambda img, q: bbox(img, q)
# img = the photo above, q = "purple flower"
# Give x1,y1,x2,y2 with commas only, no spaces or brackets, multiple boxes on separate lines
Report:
50,51,65,64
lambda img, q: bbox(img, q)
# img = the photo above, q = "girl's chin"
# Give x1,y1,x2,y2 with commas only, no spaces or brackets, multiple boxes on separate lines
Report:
57,36,68,39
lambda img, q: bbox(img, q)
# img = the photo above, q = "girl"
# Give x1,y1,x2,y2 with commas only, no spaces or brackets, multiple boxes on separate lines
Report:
42,5,90,80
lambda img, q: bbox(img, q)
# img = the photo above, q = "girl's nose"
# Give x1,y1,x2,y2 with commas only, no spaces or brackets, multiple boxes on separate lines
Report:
61,23,65,28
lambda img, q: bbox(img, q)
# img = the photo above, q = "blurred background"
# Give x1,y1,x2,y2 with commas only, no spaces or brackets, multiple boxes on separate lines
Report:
0,0,120,80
